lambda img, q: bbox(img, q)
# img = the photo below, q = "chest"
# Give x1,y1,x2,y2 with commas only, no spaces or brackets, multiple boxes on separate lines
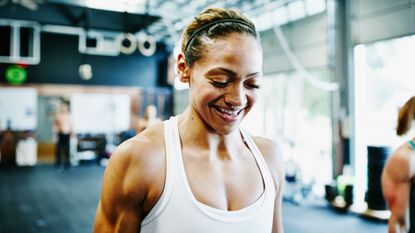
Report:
56,114,70,123
181,148,265,211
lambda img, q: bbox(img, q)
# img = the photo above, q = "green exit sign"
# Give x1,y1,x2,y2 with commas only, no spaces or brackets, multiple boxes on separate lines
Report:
6,65,27,85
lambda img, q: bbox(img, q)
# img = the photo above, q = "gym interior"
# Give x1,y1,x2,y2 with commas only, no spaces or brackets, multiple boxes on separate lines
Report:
1,0,414,232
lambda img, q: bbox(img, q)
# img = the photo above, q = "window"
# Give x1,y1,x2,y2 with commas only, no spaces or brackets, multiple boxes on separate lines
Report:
354,34,415,204
243,69,333,197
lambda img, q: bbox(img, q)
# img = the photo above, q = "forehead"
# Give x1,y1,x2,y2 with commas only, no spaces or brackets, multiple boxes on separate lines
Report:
194,33,262,72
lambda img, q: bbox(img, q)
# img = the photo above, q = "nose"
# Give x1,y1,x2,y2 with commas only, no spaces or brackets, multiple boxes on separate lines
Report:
225,84,247,107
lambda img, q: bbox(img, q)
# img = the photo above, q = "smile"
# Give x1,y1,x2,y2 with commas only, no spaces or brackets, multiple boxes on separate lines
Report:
213,106,245,121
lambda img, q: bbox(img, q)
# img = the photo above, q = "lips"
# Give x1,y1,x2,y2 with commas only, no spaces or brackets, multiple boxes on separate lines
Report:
213,106,245,122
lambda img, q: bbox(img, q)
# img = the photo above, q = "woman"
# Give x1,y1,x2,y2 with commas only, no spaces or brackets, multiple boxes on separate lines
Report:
94,7,284,233
382,96,415,233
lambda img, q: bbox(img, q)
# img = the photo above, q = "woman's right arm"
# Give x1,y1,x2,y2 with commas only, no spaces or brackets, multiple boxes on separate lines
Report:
93,134,164,233
382,149,411,233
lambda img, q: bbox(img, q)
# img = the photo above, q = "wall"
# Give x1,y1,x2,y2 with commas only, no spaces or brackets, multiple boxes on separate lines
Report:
0,32,170,88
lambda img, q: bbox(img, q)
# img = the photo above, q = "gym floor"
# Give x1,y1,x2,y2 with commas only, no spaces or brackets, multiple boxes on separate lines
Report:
0,165,387,233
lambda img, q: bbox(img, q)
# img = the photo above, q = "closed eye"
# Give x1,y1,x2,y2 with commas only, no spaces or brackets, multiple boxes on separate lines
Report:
245,83,260,89
210,81,228,88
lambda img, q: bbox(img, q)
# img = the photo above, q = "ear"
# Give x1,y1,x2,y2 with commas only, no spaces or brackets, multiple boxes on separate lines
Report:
176,53,189,83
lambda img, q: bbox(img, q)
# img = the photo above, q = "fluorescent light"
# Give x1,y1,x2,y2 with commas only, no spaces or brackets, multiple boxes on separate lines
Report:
84,0,145,13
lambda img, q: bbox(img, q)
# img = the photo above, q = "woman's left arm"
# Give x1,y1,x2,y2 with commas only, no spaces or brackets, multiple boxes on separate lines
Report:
254,137,285,233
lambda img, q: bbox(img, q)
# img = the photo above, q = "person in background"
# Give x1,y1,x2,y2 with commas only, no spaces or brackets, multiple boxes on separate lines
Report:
382,96,415,233
94,7,284,233
53,99,72,170
136,104,162,133
0,119,16,168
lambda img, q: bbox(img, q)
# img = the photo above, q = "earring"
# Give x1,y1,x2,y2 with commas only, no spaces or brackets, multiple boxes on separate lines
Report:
180,73,189,83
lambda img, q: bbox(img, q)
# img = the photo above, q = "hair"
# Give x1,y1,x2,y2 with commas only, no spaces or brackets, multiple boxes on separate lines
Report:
181,7,259,67
397,96,415,136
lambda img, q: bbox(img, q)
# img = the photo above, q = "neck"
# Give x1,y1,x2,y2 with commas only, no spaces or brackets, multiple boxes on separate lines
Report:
178,107,243,158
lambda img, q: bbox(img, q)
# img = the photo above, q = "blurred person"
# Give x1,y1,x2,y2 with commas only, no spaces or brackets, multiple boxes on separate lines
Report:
0,119,16,168
53,99,72,170
136,104,162,133
94,7,284,233
382,96,415,233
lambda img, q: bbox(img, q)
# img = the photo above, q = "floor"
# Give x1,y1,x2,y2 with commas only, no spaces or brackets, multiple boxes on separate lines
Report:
0,165,387,233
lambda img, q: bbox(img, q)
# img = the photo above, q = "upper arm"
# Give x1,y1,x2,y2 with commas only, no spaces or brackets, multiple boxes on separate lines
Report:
254,137,284,233
53,114,58,129
94,135,164,233
93,143,144,233
382,149,411,203
381,149,411,224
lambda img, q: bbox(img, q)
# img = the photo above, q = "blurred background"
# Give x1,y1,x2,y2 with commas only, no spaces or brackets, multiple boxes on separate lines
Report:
1,0,415,232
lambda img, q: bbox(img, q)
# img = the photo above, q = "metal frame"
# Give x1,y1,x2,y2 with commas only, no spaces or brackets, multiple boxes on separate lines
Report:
0,19,40,64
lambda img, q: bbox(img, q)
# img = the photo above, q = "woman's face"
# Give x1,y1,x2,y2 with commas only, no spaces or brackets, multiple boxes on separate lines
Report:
187,33,263,135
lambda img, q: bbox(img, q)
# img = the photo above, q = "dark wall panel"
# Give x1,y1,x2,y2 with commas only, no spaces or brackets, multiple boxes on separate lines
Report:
0,32,169,88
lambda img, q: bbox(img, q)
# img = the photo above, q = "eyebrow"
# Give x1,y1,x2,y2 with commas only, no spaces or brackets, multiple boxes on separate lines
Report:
204,68,262,79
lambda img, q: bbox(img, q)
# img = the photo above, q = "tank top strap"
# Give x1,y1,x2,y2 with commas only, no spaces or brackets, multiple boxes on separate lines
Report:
409,140,415,150
408,139,415,179
239,128,277,198
141,116,177,226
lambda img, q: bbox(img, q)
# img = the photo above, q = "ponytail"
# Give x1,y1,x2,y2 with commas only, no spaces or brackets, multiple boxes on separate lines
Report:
397,96,415,136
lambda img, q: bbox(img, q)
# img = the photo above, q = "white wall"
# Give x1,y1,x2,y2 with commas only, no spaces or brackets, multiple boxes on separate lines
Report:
0,87,37,131
71,93,130,134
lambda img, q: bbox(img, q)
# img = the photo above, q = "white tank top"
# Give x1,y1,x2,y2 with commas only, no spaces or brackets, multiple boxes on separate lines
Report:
140,116,277,233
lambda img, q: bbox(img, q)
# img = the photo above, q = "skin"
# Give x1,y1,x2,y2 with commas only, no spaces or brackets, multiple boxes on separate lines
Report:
53,103,72,135
382,139,415,233
94,33,284,233
136,105,162,133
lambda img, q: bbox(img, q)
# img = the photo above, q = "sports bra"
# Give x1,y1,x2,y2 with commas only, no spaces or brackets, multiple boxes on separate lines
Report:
409,140,415,150
408,139,415,178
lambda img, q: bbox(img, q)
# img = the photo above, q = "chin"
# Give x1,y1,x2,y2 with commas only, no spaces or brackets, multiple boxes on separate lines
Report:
212,121,241,135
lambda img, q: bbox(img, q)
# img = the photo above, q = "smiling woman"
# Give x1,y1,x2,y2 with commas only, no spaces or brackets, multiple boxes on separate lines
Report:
93,7,284,233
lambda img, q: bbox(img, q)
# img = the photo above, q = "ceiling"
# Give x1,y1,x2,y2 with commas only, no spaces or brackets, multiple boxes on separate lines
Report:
0,0,294,48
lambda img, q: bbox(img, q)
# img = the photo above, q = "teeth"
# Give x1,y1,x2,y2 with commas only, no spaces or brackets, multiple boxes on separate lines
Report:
217,107,240,116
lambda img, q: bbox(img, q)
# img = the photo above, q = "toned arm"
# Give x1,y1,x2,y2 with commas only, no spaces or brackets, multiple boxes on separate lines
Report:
254,137,285,233
93,132,165,233
382,147,411,233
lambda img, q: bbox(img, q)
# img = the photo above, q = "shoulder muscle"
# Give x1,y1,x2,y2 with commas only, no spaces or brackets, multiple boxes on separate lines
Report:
253,137,284,190
96,130,166,231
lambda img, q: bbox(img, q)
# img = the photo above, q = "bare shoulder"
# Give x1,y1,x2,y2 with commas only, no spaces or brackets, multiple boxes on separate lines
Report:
101,121,166,215
111,121,165,185
384,144,412,181
252,137,283,165
252,136,284,187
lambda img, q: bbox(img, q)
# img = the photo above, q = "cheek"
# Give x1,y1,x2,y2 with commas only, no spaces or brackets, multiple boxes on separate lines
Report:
247,91,258,106
190,83,218,104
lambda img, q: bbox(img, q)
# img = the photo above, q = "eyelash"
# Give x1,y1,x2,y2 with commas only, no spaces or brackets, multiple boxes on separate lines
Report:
209,81,260,89
210,81,228,88
246,83,260,89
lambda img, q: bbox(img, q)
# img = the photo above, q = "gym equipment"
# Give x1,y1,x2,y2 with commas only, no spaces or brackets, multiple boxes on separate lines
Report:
366,146,391,210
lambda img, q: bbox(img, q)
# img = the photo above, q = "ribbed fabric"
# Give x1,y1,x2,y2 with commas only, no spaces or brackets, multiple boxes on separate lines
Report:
408,140,415,233
140,116,276,233
408,140,415,179
409,140,415,150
